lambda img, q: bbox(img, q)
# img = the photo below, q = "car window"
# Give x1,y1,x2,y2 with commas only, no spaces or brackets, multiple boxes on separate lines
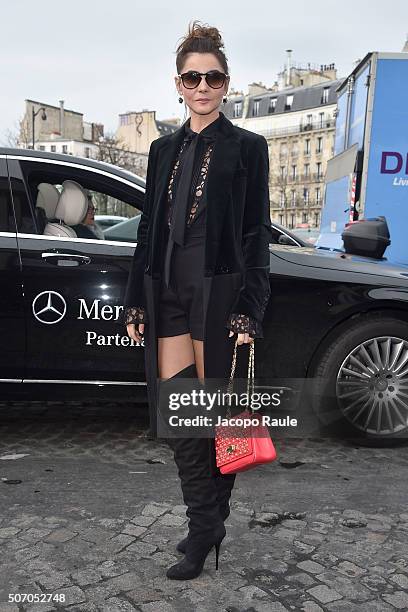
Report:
270,225,299,246
11,159,144,244
0,172,16,233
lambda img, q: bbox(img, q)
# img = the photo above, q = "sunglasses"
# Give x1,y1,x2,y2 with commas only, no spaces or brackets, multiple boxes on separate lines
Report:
178,70,228,89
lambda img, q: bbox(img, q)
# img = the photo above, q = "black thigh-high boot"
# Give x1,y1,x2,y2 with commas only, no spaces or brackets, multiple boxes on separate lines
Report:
160,365,226,579
175,421,237,554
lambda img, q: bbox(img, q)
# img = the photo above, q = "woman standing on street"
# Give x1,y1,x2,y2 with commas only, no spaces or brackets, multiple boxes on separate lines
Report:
123,20,271,580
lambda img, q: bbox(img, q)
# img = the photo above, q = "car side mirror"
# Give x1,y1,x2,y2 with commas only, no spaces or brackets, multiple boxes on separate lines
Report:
278,234,296,246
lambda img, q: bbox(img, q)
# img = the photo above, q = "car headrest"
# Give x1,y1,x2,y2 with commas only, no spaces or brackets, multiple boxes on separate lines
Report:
55,180,89,225
36,183,60,219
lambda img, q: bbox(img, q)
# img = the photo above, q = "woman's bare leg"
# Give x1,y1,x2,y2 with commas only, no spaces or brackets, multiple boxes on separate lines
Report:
158,333,196,379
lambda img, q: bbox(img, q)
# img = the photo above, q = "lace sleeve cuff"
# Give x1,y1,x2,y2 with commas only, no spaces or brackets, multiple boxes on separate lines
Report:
225,313,264,339
124,306,147,326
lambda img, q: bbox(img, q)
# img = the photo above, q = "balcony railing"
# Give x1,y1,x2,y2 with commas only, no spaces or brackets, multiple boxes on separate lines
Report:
260,119,335,139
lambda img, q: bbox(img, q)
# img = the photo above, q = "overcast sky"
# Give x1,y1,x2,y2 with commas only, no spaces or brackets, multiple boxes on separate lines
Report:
1,0,408,144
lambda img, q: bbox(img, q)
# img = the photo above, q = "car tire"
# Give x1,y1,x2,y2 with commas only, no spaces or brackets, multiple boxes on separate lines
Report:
311,313,408,445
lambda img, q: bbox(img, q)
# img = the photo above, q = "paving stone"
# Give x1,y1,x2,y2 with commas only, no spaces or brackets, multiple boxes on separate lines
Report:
121,524,148,537
35,570,71,589
0,527,21,538
300,602,325,612
297,560,326,574
44,528,78,543
307,584,343,604
286,572,316,586
150,551,179,567
139,601,178,612
59,585,87,606
170,505,187,516
69,568,104,586
126,541,158,558
335,560,367,577
156,513,186,527
389,572,408,589
130,515,157,527
126,586,165,604
246,602,290,612
19,528,53,543
383,591,408,609
99,598,137,611
293,540,316,554
237,584,269,599
141,504,169,518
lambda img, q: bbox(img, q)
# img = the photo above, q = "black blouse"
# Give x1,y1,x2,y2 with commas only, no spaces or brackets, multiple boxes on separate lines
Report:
124,113,264,338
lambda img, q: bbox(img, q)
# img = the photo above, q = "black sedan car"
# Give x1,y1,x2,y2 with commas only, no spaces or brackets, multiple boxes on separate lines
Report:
1,147,408,441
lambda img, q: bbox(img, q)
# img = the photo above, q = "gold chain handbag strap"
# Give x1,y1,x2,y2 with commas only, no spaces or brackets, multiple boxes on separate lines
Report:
225,338,255,418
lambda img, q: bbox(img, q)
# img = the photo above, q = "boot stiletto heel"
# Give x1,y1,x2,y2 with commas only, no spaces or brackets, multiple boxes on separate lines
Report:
215,539,221,570
166,524,225,580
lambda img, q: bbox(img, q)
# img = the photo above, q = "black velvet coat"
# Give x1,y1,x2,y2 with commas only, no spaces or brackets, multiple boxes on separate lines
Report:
123,110,272,438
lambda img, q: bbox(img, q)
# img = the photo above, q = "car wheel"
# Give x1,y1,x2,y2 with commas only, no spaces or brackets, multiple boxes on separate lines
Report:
312,314,408,443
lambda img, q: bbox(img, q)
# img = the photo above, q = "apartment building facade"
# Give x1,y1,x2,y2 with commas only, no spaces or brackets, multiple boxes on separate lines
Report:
225,58,342,229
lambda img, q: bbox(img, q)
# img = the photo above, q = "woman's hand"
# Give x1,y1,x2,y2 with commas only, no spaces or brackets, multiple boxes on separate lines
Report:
126,323,145,343
229,330,254,345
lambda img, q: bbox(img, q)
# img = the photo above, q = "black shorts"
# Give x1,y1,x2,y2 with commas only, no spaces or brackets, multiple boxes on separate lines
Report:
157,226,206,341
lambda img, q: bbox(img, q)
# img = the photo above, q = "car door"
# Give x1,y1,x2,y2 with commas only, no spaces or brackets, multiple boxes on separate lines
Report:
7,155,146,386
0,157,25,384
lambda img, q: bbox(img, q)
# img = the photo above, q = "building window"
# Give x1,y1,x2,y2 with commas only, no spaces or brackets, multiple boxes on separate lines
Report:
321,87,329,104
306,113,313,127
280,165,287,178
280,191,285,208
304,188,309,205
51,145,56,153
120,114,130,126
85,147,90,158
290,214,295,229
304,139,310,155
317,137,323,153
39,145,45,151
284,94,293,111
268,97,277,113
319,112,324,128
302,212,308,223
291,190,296,207
280,142,288,156
314,211,320,227
316,187,321,204
292,165,297,180
233,101,242,118
62,145,68,154
279,214,284,225
316,162,322,178
252,99,260,116
304,163,310,177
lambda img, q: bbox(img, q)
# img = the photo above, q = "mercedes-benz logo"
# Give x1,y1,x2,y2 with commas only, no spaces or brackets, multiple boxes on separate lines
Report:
32,291,67,325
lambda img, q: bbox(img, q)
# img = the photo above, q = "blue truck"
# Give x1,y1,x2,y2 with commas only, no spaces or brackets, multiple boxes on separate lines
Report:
316,52,408,265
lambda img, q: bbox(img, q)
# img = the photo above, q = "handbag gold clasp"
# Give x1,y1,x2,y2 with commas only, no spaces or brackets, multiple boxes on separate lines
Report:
226,444,236,454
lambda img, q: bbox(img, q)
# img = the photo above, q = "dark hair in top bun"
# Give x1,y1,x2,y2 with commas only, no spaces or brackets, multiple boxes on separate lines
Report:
175,20,229,75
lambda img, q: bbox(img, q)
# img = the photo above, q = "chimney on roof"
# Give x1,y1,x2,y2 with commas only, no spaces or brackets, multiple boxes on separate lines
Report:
285,49,292,87
59,100,65,137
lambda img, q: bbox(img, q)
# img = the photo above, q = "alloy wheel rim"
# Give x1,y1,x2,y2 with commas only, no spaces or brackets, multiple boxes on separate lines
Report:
336,335,408,436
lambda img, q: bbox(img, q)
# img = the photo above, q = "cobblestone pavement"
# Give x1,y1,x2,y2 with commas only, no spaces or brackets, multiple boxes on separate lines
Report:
0,401,408,611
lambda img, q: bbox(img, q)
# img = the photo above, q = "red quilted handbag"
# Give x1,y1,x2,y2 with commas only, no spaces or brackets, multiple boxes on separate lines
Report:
215,338,277,474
